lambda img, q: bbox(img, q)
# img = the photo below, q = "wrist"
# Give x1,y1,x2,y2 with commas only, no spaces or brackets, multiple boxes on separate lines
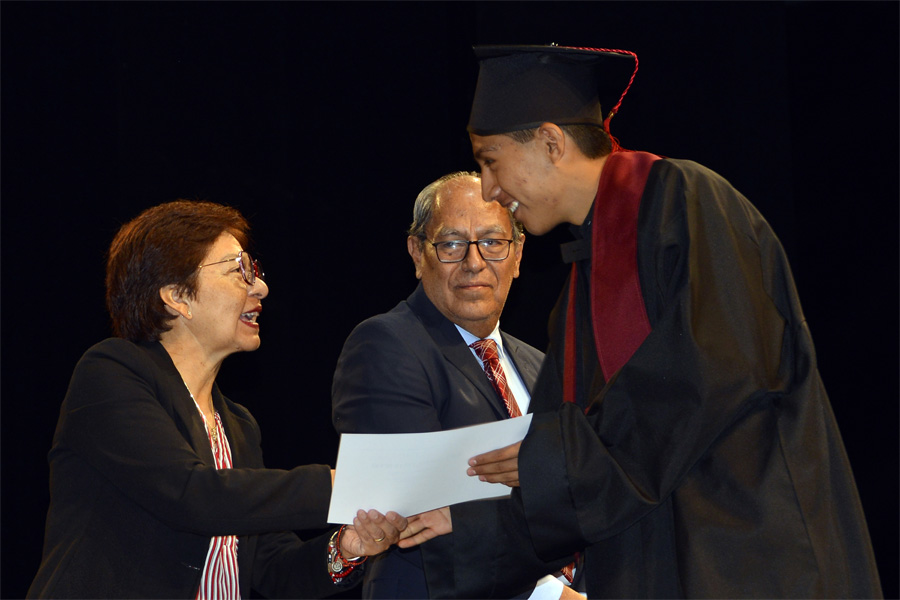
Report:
327,525,367,584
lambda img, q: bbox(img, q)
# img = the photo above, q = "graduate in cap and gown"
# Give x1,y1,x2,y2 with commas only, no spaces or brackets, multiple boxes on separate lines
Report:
399,45,882,599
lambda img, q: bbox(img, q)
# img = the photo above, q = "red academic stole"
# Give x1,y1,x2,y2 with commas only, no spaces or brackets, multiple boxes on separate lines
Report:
563,151,661,405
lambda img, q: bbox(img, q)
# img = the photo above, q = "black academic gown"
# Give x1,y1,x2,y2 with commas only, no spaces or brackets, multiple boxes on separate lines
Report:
441,153,882,599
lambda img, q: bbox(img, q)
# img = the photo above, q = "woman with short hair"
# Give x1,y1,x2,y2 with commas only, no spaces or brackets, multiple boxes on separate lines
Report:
28,200,404,599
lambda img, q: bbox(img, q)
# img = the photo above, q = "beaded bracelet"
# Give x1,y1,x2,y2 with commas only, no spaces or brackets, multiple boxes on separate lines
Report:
327,525,368,584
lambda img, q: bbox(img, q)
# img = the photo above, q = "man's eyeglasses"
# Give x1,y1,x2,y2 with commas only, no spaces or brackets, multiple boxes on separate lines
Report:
199,251,264,285
428,239,514,263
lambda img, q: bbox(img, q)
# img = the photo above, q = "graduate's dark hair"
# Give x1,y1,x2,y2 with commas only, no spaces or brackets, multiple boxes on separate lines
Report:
105,200,250,342
506,123,613,159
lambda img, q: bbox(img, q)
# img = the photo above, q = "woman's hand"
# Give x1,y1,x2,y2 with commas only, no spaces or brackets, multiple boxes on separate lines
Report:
339,509,408,557
397,507,452,548
467,441,521,487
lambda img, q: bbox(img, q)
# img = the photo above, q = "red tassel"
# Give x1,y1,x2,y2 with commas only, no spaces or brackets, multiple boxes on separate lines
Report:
563,46,639,153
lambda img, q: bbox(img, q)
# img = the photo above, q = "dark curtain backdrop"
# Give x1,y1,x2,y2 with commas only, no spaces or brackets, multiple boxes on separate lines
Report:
2,2,897,598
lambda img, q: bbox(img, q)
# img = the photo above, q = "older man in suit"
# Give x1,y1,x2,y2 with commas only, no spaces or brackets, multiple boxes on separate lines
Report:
332,172,575,599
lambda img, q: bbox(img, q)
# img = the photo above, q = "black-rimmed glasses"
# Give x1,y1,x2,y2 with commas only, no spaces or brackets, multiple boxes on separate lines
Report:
429,239,514,263
199,251,264,285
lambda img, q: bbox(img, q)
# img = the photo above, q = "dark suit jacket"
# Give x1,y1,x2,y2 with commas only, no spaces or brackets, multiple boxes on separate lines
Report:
28,338,349,599
332,283,545,599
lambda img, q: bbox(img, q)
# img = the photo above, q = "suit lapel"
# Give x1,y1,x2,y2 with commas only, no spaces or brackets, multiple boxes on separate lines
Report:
502,333,540,392
140,342,217,465
407,284,510,421
214,387,254,469
443,340,510,420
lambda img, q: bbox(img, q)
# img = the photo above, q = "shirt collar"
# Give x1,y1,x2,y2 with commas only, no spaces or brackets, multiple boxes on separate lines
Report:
454,322,505,358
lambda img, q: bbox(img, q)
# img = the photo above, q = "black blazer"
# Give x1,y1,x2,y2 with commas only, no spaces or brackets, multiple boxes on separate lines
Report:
29,338,345,599
332,283,545,598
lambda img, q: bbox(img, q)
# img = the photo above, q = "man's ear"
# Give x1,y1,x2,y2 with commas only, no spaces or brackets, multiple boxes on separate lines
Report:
512,234,524,279
537,122,566,165
407,236,425,279
159,284,192,319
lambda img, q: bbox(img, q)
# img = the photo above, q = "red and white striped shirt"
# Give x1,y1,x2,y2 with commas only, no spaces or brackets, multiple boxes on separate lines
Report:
194,407,240,600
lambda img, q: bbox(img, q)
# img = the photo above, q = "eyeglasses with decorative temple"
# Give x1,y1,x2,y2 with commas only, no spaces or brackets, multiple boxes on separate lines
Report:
428,238,514,263
198,251,264,286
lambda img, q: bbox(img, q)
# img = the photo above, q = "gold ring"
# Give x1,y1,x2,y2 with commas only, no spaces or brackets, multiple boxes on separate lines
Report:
373,536,386,543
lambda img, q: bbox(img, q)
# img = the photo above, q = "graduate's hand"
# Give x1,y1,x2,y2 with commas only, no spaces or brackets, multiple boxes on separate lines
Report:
340,509,408,557
397,507,452,548
467,441,520,487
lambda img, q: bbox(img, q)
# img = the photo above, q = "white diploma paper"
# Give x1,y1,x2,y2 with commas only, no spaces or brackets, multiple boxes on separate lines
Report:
327,414,533,524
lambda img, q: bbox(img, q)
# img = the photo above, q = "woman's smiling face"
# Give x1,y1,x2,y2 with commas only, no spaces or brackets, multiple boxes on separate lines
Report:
188,232,269,362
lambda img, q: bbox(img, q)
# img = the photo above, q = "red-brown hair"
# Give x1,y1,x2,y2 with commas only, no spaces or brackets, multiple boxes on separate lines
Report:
105,200,251,341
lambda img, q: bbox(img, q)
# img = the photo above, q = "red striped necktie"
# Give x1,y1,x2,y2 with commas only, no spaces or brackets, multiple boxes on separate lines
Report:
470,339,522,418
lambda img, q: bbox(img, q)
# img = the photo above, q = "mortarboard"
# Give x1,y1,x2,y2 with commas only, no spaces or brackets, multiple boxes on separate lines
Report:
467,44,638,138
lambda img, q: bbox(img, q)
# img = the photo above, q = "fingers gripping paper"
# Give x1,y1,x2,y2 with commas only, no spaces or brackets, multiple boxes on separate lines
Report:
328,414,533,523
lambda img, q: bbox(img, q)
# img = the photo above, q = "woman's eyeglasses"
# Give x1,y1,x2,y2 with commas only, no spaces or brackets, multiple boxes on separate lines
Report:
199,251,264,286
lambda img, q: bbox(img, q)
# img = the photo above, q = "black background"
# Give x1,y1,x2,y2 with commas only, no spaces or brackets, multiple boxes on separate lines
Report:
2,2,897,598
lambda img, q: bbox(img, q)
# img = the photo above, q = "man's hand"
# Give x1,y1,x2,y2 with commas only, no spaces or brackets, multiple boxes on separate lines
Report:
467,441,521,487
397,507,452,548
559,584,586,599
340,509,408,557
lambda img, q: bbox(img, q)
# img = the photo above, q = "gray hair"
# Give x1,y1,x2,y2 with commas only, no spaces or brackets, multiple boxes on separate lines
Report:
408,171,523,241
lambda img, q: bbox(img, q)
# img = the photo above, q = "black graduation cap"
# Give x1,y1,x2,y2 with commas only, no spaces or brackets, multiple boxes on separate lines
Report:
467,44,638,136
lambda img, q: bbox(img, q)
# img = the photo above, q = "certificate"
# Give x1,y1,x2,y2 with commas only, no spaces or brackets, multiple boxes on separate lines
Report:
327,414,532,524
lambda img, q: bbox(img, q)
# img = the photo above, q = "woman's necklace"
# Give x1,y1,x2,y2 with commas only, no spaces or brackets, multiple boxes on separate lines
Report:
182,378,219,453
